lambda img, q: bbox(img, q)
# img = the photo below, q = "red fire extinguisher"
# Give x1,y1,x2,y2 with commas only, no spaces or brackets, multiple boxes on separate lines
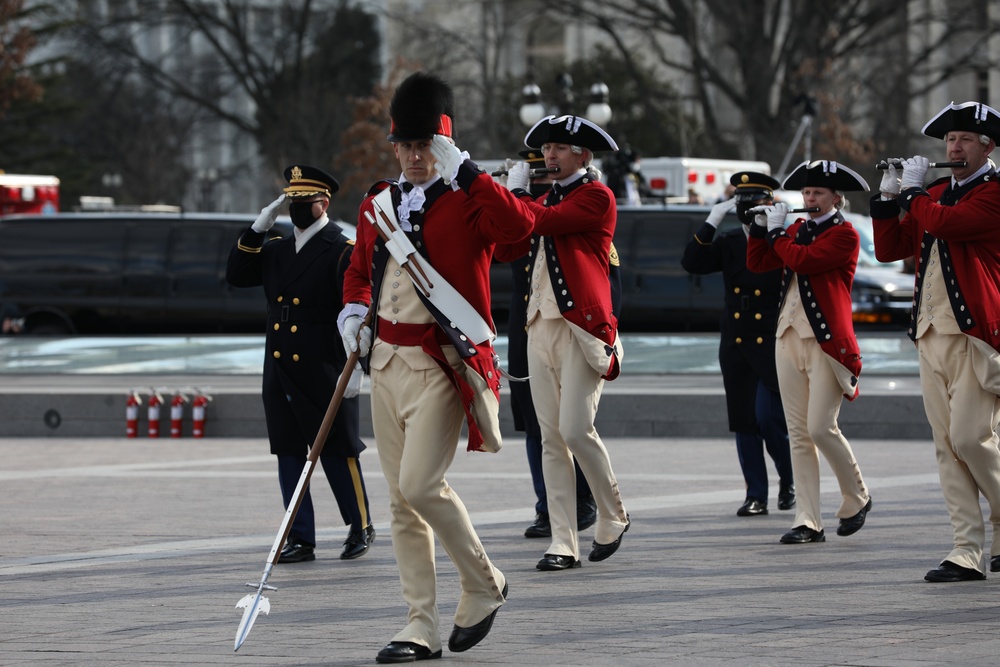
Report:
147,390,163,438
170,391,188,438
191,390,212,439
126,390,143,438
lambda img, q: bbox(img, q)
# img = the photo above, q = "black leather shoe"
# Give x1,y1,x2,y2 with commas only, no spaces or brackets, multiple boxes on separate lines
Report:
375,641,442,663
836,497,872,537
991,555,1000,573
447,583,508,653
736,498,768,516
577,495,597,531
536,553,581,571
777,484,796,510
524,513,551,538
588,516,630,562
779,526,825,544
340,523,375,560
924,560,986,582
278,540,315,563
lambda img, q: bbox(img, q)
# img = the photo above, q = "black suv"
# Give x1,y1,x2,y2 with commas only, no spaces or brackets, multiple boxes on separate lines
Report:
0,212,293,334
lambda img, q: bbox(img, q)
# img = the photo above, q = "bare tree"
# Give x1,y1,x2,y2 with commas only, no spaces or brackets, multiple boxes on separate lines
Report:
0,0,43,119
58,0,383,209
560,0,998,179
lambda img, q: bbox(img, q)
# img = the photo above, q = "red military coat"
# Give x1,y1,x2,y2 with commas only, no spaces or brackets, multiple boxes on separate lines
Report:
495,173,620,379
343,164,534,451
870,173,1000,351
747,214,862,399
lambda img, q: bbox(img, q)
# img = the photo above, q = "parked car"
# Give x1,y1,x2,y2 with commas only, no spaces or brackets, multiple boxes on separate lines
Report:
490,204,913,332
0,212,337,334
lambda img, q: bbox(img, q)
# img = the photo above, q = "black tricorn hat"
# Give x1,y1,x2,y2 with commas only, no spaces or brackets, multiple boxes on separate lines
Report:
524,114,619,152
518,148,545,165
387,72,455,142
282,165,339,198
922,101,1000,143
731,171,781,199
782,160,870,192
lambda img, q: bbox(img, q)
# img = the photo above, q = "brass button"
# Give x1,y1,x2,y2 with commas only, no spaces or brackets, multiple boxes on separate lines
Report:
277,296,283,302
734,287,741,294
293,354,300,362
290,325,298,333
756,337,764,344
293,297,300,305
735,337,742,344
755,313,762,320
754,289,761,296
734,312,740,319
273,351,281,359
273,323,280,331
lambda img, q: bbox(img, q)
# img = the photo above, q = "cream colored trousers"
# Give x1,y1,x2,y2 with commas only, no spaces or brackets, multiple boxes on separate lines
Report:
527,316,628,560
775,328,868,532
370,351,506,652
918,328,1000,571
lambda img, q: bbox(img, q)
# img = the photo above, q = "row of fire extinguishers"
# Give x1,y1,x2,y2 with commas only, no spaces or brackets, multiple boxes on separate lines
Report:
125,388,213,438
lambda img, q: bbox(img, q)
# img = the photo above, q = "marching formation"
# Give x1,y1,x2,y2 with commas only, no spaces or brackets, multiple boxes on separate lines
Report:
226,70,1000,662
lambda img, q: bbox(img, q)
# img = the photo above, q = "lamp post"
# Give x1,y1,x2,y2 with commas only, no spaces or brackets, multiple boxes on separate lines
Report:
197,168,219,212
518,73,613,128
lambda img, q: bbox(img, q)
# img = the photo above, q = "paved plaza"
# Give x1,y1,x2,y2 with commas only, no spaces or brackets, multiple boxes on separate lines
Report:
4,431,1000,666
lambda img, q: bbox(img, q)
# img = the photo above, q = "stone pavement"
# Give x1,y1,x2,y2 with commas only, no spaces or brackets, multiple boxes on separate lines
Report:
4,432,1000,666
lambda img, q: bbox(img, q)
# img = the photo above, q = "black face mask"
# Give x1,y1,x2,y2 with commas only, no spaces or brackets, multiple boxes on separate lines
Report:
735,193,771,226
288,201,317,229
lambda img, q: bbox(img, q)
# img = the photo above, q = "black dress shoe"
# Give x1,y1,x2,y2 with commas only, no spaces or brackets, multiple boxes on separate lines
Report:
588,516,630,562
736,498,768,516
779,526,825,544
375,641,442,663
447,582,508,653
524,513,551,538
536,553,581,571
924,560,986,582
577,495,597,531
836,497,872,537
991,555,1000,573
777,484,796,510
278,540,315,563
341,523,375,560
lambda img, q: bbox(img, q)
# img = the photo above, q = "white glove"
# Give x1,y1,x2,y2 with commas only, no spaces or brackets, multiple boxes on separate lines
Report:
765,202,790,232
706,197,736,228
343,361,364,399
900,156,930,191
496,158,516,188
251,194,285,233
879,160,902,197
340,314,372,357
430,135,463,185
506,161,531,192
748,205,768,228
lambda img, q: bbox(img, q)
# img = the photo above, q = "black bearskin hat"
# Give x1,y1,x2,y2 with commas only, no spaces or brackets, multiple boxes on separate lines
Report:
387,72,455,142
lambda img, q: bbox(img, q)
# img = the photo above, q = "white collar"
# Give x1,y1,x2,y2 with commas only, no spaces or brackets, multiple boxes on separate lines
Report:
293,214,329,253
953,161,992,188
554,169,587,188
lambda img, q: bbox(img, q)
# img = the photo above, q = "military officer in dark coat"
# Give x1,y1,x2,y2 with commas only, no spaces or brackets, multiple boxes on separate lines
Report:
682,172,794,517
226,165,374,563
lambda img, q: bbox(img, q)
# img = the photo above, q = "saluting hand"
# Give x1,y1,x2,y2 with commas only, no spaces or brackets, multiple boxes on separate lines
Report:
706,198,736,228
251,194,285,233
430,135,464,185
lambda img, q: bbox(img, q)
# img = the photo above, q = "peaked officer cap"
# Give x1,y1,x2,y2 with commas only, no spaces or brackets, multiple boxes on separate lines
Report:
518,148,545,165
922,101,1000,143
782,160,870,192
524,114,619,152
282,165,339,198
731,171,781,199
387,72,455,142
